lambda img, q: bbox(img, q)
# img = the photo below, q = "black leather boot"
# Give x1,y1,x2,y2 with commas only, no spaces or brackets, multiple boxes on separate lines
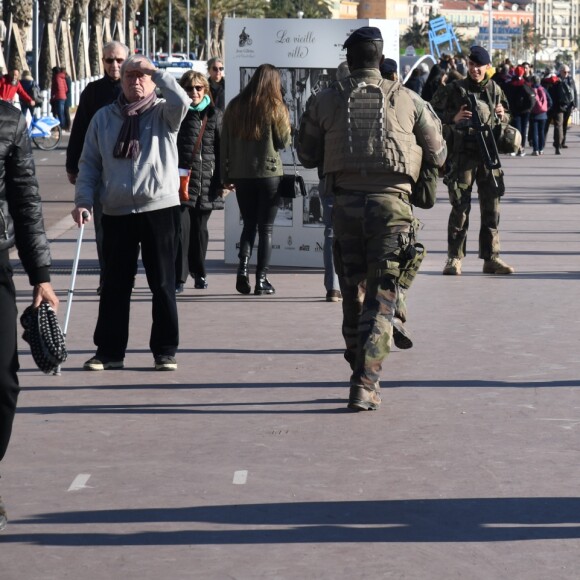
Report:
236,257,251,295
254,271,275,295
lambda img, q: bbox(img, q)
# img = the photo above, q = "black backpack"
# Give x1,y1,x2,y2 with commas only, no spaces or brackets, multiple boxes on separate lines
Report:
518,84,536,114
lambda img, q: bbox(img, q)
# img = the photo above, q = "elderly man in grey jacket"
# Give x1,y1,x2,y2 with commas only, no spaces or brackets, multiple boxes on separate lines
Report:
72,55,189,371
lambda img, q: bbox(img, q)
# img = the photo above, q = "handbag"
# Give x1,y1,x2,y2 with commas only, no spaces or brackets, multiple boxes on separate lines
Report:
180,116,208,202
278,143,307,199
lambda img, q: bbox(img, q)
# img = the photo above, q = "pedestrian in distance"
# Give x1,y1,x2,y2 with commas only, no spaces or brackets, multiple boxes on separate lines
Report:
503,65,535,157
530,75,551,155
207,57,225,110
175,70,225,293
72,55,189,372
221,63,291,296
380,58,398,82
543,69,574,155
0,99,58,531
297,26,447,411
50,66,68,128
19,70,42,120
66,41,129,294
557,64,577,149
431,45,515,276
0,69,35,111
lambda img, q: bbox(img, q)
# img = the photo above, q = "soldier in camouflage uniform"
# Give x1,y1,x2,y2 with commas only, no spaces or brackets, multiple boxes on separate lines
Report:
297,27,446,411
431,46,515,276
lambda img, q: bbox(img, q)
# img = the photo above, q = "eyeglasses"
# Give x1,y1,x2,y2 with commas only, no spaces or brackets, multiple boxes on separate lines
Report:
104,58,125,64
212,66,224,72
185,85,205,92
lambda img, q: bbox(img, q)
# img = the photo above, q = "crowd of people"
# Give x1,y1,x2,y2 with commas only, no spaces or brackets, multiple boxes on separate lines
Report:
417,53,578,157
1,28,580,531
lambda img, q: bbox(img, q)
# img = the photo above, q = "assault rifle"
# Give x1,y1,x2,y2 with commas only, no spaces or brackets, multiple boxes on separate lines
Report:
466,93,502,190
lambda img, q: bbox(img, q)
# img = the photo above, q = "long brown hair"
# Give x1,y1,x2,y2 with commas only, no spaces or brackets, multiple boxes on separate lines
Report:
224,63,288,141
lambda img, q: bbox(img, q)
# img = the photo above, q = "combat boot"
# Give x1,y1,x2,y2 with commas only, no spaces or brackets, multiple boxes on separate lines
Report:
483,256,515,275
348,387,381,411
254,271,275,295
442,257,462,275
392,317,413,349
236,257,251,295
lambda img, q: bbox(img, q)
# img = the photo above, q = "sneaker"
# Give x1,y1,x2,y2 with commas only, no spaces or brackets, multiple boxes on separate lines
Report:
326,289,343,302
442,257,462,275
517,148,526,157
0,496,7,531
562,144,568,148
531,150,539,156
392,317,413,349
483,256,515,275
347,387,381,411
539,150,544,155
83,356,124,371
175,283,184,294
154,355,177,371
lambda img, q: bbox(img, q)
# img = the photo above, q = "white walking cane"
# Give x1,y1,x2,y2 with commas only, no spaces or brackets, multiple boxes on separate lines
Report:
54,210,89,375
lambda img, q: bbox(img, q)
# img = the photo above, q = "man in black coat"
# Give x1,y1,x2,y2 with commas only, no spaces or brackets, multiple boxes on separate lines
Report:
66,41,129,291
0,100,58,531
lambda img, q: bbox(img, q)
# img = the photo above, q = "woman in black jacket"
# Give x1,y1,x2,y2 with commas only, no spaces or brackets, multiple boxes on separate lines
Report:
175,71,224,292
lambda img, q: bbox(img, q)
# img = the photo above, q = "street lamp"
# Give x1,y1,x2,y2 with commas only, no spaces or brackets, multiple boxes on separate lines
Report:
206,0,211,59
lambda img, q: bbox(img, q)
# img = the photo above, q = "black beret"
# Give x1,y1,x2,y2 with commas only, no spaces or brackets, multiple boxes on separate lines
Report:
380,58,398,76
468,45,490,66
343,26,383,50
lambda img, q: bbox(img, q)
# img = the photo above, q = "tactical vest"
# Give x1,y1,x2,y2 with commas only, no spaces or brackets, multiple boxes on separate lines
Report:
323,78,423,182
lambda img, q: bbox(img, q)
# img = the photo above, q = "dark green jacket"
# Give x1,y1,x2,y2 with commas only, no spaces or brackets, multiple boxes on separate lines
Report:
220,110,291,181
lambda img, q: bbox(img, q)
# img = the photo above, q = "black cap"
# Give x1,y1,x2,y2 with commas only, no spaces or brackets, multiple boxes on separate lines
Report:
343,26,383,50
380,58,398,76
468,46,491,66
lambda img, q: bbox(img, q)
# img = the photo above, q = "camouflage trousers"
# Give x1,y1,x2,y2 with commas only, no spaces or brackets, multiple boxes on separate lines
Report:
333,190,414,392
446,155,502,260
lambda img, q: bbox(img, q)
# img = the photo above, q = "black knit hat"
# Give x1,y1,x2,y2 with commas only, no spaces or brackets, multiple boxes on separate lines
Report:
21,302,67,374
380,58,398,76
343,26,383,50
468,46,491,66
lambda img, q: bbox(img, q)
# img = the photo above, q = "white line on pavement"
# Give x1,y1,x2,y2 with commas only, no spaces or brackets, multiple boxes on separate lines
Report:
233,470,248,485
67,473,91,491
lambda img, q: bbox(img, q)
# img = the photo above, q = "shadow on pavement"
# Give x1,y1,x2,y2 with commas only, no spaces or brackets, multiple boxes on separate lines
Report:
6,497,580,545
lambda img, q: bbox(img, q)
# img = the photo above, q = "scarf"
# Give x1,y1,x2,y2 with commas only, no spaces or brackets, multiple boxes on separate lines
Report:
113,90,157,160
191,94,211,112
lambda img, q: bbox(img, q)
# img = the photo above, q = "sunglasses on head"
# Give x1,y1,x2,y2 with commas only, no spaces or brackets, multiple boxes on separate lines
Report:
185,85,205,92
104,57,125,64
212,66,224,72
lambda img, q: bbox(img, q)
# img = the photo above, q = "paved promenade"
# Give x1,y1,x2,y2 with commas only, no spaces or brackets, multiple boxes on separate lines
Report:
2,130,580,579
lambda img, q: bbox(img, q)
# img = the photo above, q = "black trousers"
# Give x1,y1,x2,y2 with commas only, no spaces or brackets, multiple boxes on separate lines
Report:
234,177,280,270
176,206,212,283
0,251,19,462
95,207,180,360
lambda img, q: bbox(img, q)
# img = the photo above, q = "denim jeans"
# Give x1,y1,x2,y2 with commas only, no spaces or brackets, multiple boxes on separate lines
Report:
321,192,339,292
531,117,546,152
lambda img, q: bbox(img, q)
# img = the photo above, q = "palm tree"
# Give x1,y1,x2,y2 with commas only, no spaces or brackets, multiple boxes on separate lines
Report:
188,0,270,60
38,0,61,88
401,22,429,53
267,0,333,18
4,0,33,70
